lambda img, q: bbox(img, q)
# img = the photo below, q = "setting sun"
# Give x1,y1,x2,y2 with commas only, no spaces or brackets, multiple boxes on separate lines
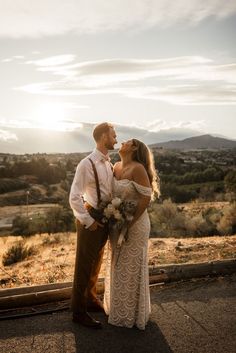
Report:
36,103,66,131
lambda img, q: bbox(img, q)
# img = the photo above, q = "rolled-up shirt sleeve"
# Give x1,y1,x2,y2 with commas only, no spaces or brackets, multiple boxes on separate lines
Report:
69,159,94,228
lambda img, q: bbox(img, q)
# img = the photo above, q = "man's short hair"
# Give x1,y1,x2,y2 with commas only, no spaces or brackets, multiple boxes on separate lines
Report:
93,122,114,142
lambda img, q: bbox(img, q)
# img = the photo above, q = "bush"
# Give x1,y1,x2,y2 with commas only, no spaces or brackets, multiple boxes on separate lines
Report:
0,178,29,194
149,199,233,237
217,202,236,235
45,207,75,234
11,207,75,236
42,233,67,245
149,199,186,236
2,241,37,266
12,215,45,236
161,183,198,203
12,216,32,236
184,213,217,236
60,180,70,192
46,185,53,197
224,170,236,196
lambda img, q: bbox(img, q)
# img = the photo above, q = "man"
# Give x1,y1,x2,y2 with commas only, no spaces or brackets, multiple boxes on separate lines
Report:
69,122,117,329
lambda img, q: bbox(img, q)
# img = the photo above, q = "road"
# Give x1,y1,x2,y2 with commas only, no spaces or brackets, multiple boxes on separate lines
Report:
0,274,235,353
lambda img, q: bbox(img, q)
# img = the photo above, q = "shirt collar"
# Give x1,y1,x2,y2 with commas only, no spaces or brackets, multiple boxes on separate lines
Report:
93,148,110,162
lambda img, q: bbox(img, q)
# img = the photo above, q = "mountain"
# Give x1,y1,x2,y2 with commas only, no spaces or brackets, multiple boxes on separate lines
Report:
0,121,235,154
0,124,202,154
150,134,236,150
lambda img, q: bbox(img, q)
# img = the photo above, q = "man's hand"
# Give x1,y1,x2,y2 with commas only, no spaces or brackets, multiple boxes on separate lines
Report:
88,220,104,231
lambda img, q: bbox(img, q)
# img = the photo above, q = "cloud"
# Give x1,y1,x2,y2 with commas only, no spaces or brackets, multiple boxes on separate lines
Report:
0,0,236,38
0,129,18,142
26,54,76,66
18,56,236,105
0,118,37,129
57,102,90,110
1,55,25,63
0,108,87,132
127,84,236,105
1,58,13,63
146,119,206,132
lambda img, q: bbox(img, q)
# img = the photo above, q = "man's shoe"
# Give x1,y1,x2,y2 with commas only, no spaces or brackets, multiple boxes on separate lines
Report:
72,312,102,329
87,301,105,313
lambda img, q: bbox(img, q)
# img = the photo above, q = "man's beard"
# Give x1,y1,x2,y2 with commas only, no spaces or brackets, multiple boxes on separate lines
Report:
105,141,115,150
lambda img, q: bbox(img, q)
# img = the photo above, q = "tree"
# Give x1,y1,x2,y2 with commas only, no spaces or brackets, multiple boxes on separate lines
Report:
224,170,236,194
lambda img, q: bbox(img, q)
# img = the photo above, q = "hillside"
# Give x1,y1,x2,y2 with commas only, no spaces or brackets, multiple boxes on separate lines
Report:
0,232,235,288
150,134,236,150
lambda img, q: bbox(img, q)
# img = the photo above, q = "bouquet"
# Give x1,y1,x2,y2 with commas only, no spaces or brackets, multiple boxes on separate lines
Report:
101,197,137,247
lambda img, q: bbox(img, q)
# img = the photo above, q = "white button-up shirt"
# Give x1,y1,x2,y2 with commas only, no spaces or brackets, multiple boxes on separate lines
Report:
69,148,114,228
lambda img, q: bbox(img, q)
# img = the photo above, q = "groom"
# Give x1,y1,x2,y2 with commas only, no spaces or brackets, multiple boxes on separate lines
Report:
69,122,117,328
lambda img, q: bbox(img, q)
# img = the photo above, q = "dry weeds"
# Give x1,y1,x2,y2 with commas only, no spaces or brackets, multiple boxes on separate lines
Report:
0,232,235,289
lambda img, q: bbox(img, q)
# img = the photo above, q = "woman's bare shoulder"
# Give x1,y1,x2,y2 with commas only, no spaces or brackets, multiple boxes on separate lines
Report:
132,163,150,186
132,162,146,173
113,161,121,170
113,161,122,177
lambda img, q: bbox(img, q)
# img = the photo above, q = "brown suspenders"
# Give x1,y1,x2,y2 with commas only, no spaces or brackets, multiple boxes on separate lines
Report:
88,158,101,207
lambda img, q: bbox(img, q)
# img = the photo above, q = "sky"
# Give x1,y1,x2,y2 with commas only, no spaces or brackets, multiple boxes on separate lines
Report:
0,0,236,152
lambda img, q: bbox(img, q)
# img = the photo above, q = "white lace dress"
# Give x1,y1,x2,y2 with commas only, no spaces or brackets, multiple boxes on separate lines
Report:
104,178,152,330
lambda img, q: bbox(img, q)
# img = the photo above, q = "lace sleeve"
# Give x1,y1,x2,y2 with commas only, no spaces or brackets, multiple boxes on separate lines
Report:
132,181,152,196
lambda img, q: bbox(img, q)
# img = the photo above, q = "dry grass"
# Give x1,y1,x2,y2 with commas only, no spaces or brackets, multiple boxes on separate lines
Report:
0,232,235,289
148,235,236,266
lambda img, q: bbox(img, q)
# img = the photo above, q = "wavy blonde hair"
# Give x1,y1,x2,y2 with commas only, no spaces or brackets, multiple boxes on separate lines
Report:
132,139,160,199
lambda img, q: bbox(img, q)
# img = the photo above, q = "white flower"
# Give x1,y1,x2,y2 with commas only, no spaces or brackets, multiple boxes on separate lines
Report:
111,197,122,208
126,215,134,222
103,209,110,218
104,204,113,218
114,210,122,220
107,204,114,211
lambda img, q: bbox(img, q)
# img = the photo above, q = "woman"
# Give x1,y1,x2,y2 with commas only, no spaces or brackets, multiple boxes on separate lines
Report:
104,139,160,330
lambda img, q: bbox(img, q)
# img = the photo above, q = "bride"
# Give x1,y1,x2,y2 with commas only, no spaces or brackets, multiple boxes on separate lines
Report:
104,138,160,330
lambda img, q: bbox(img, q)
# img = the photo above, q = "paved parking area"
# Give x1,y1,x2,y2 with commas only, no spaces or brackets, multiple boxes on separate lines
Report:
0,274,235,353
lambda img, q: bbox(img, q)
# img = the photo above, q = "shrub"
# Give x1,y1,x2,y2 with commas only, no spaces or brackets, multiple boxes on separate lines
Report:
161,183,198,203
224,170,236,195
2,241,38,266
60,180,70,192
0,178,29,194
12,215,44,236
150,199,228,237
45,207,75,234
11,207,75,236
198,185,215,202
149,199,186,236
42,233,67,245
12,216,32,236
217,202,236,235
184,213,215,236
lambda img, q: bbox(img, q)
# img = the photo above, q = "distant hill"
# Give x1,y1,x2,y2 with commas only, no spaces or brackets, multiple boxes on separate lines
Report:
150,134,236,150
0,125,202,153
0,123,235,153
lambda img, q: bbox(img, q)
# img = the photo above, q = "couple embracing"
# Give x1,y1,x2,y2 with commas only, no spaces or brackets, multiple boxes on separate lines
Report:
69,122,160,330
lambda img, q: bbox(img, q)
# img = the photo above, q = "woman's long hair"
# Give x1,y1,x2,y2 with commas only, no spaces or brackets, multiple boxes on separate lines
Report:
132,139,160,199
